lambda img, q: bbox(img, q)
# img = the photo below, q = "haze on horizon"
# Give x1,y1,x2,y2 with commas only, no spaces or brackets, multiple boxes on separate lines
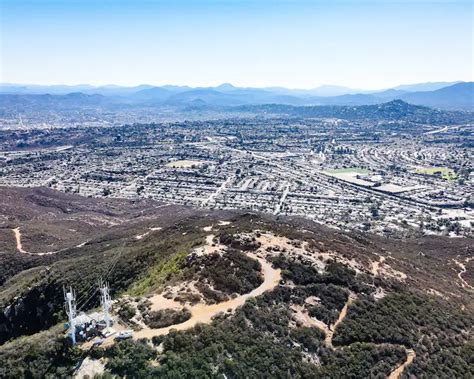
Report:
1,0,473,90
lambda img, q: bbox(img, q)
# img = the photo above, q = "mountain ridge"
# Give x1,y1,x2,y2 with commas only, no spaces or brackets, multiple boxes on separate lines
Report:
1,82,472,110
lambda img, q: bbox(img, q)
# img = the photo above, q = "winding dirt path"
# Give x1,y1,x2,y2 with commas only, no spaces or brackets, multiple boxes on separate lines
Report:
324,292,356,348
304,292,415,379
132,253,281,340
12,227,28,254
388,349,416,379
453,259,474,290
11,227,63,256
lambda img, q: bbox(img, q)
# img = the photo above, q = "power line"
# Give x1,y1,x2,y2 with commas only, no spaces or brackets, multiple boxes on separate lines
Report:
76,241,126,312
75,281,99,309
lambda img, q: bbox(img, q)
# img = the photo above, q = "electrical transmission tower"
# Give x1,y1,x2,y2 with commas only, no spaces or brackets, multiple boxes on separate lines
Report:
99,279,112,328
63,286,77,345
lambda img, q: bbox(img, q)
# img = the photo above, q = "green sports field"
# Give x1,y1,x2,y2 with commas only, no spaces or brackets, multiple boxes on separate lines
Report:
415,167,457,180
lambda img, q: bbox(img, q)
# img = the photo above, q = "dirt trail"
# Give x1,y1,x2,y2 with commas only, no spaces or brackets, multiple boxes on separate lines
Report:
11,227,59,256
388,349,416,379
324,292,356,348
12,227,28,254
303,291,415,379
453,259,474,290
133,253,281,340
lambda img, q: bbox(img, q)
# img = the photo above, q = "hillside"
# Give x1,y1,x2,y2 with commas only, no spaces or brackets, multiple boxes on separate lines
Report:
399,82,474,110
0,187,472,378
235,100,472,125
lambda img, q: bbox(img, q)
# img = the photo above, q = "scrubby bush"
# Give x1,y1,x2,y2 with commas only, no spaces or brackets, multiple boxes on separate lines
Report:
0,327,83,378
187,249,263,297
290,326,325,352
145,308,191,329
104,339,157,377
116,301,136,322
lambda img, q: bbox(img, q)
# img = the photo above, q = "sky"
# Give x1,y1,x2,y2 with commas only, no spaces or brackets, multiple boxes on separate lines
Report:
1,0,473,89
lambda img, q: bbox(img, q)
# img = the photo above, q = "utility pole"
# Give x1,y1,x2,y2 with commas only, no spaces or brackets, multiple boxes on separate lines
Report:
63,286,77,345
99,279,112,328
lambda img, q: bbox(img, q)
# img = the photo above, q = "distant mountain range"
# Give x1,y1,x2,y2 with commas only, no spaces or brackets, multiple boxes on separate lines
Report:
0,81,472,110
398,82,474,110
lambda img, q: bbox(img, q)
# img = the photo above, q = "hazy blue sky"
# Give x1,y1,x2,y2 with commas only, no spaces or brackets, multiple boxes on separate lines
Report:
1,0,472,89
